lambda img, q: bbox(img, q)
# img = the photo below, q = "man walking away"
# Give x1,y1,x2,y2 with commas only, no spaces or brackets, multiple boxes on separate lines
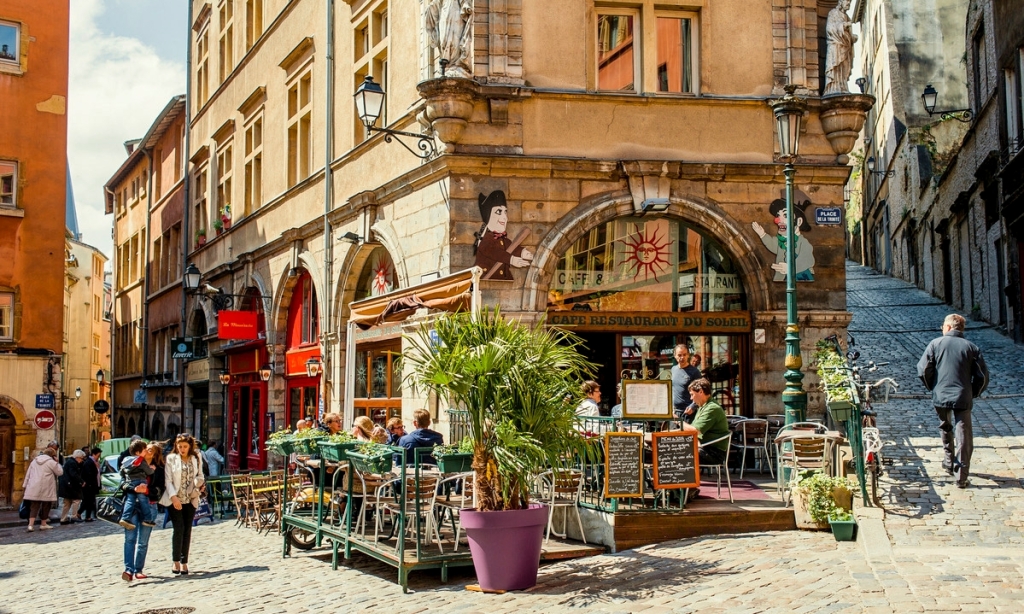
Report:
917,314,989,488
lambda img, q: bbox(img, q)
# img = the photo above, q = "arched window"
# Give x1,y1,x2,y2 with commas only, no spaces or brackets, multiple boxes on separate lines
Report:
287,271,319,347
355,246,396,300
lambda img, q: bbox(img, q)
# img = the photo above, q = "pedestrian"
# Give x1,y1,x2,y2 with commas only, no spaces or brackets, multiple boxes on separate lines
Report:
79,447,102,522
160,433,206,575
202,440,225,477
58,449,87,524
22,448,63,532
118,439,157,530
671,344,703,422
917,313,989,488
117,434,142,470
146,442,166,520
384,417,405,446
121,443,159,582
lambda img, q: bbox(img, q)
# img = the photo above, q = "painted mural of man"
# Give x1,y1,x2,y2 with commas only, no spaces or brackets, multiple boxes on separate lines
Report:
473,190,532,281
752,191,815,282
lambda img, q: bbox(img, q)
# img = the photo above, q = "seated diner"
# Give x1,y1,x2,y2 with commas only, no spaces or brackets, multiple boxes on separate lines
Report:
397,409,444,465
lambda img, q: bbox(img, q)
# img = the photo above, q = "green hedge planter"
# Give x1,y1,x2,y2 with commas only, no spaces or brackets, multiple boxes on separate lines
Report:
827,400,855,423
319,441,359,462
436,452,473,474
347,450,393,474
829,518,857,541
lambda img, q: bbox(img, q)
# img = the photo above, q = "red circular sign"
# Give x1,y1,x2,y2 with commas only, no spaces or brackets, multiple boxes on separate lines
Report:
33,410,56,430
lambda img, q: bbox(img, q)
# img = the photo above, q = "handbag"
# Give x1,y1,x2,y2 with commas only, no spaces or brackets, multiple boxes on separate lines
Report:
18,500,29,520
97,490,126,525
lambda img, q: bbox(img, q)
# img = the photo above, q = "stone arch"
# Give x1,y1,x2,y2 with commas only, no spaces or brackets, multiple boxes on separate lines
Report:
333,242,404,323
271,252,323,351
0,394,28,425
368,219,410,291
116,416,126,437
522,189,771,313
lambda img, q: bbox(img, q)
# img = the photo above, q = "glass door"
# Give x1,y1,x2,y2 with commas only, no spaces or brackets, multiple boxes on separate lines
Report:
353,341,402,425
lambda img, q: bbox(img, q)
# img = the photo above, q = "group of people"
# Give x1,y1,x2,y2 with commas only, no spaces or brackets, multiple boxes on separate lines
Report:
305,409,444,459
22,442,103,531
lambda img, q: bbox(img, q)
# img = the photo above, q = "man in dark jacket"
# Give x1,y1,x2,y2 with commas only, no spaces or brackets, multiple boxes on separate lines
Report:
917,314,989,488
58,450,86,524
397,409,444,465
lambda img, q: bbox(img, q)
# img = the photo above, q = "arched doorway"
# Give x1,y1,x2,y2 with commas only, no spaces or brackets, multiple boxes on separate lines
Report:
350,247,402,426
225,287,270,472
546,215,753,415
0,407,15,507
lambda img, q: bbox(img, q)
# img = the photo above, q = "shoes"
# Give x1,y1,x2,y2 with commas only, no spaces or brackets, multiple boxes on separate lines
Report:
141,521,157,527
84,518,94,522
172,569,181,575
121,571,133,582
133,573,148,580
59,520,71,525
118,519,136,531
180,567,189,575
26,525,33,532
39,524,53,530
957,480,971,489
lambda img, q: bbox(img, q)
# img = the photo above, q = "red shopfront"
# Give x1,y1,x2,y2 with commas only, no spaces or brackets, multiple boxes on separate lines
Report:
284,271,321,429
225,345,269,472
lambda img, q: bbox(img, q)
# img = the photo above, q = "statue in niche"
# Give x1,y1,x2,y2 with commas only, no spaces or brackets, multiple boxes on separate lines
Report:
426,0,474,78
824,0,857,95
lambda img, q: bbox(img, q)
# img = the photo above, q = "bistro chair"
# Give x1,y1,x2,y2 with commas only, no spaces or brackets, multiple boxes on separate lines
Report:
737,419,773,479
433,472,474,552
698,434,734,503
378,474,441,550
230,473,254,528
350,466,397,541
774,432,836,506
536,469,586,544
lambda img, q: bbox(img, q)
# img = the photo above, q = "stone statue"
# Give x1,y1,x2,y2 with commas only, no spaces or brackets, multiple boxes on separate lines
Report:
426,0,474,79
824,0,857,95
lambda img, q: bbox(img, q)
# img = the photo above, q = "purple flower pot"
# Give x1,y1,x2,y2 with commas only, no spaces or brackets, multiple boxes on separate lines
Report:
460,503,548,591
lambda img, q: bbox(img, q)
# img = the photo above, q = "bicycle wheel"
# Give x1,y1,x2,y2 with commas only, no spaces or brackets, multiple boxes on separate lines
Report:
287,526,317,550
868,457,880,505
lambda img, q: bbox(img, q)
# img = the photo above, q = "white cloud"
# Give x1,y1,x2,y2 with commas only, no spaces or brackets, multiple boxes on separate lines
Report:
68,0,184,259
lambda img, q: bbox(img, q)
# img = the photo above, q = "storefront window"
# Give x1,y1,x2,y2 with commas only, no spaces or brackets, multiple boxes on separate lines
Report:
548,218,746,312
353,342,401,425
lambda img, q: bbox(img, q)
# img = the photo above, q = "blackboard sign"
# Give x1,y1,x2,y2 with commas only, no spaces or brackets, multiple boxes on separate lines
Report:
604,432,644,498
652,430,700,489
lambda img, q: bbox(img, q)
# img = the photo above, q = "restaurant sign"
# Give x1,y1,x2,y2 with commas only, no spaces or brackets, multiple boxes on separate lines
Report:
547,310,751,334
218,310,259,340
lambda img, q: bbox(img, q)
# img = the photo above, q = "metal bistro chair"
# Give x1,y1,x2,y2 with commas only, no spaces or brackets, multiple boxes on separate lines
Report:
775,432,836,506
229,473,254,528
433,472,474,552
350,466,397,541
698,434,734,503
536,469,586,544
737,419,774,479
378,473,441,550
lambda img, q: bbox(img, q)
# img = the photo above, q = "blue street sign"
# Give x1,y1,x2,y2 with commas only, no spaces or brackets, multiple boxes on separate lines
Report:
815,207,843,226
35,394,55,409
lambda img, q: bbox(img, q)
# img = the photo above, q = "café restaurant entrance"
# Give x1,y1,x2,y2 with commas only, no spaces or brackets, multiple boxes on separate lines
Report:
547,217,752,415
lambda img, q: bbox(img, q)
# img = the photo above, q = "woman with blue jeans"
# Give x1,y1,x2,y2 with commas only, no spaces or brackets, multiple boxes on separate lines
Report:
122,443,165,582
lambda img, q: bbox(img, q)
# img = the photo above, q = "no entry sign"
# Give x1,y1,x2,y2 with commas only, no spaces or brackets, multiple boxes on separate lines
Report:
33,410,56,430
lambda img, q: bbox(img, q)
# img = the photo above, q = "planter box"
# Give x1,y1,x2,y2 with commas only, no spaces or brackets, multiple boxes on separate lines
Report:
266,440,293,456
319,440,358,462
829,518,857,541
294,437,327,456
348,450,393,474
436,452,473,474
792,487,853,530
827,400,855,423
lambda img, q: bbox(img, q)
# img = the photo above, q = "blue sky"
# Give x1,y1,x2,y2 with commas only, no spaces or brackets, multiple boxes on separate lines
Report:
94,0,186,64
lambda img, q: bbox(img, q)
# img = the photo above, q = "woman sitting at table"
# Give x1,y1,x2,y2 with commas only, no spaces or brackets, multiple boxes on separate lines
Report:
351,416,387,443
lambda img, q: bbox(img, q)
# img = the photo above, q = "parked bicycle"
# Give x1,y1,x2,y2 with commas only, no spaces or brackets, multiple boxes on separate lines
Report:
846,338,898,505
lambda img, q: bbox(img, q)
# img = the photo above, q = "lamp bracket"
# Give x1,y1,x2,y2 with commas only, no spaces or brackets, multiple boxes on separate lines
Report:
932,109,973,123
367,126,438,160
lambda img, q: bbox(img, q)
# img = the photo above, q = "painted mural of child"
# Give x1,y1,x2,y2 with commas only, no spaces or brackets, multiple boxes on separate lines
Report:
752,191,815,282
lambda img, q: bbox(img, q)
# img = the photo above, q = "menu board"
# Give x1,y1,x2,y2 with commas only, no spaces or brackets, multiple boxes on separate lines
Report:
652,429,699,489
621,380,673,420
604,432,644,498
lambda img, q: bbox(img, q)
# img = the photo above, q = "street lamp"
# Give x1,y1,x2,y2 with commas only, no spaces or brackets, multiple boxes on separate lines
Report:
259,364,273,382
354,76,437,159
305,357,322,378
865,156,895,178
218,370,231,386
921,84,973,123
770,84,809,428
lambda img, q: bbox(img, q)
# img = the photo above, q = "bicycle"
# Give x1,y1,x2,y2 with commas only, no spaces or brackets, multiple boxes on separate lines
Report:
849,359,898,504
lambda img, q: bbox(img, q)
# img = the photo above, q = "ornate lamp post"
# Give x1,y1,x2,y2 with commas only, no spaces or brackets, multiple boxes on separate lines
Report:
771,85,809,427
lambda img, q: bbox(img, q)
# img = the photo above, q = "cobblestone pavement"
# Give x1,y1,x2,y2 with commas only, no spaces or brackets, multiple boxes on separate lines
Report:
2,263,1024,613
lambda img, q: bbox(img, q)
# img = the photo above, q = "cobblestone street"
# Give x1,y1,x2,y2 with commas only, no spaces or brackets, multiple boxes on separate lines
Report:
2,262,1023,613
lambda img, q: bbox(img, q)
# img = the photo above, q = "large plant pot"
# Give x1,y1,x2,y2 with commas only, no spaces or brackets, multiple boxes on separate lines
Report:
792,486,853,530
461,503,548,591
318,441,358,462
347,450,393,474
827,400,855,423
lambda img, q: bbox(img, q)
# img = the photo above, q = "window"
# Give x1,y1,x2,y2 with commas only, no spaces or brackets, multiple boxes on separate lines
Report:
287,71,312,186
94,294,101,322
0,293,12,341
219,0,235,82
194,165,209,246
301,276,318,345
353,2,389,144
973,30,987,109
0,20,19,65
92,334,101,365
243,115,263,216
129,233,139,282
216,141,233,225
0,160,16,207
196,26,210,109
246,0,264,50
1006,68,1021,153
596,6,699,94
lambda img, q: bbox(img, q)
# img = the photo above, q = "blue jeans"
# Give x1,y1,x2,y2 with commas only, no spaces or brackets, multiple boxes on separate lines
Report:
122,488,156,524
122,505,154,574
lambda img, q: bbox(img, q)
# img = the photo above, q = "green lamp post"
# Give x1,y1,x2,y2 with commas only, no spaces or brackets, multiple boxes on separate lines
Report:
771,84,809,427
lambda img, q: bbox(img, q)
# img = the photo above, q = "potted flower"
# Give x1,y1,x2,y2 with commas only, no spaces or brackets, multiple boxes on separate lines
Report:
792,470,853,531
195,228,207,247
405,309,596,591
220,205,232,230
828,508,857,541
347,442,394,474
319,431,358,463
213,218,224,236
265,428,295,456
815,341,855,423
433,436,474,474
293,426,328,455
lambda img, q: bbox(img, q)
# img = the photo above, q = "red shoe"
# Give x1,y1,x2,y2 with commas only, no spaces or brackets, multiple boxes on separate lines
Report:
121,571,133,582
133,573,148,580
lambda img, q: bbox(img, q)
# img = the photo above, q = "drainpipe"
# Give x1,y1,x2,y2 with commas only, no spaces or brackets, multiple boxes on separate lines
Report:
142,150,154,437
322,0,336,416
105,187,118,435
181,0,194,438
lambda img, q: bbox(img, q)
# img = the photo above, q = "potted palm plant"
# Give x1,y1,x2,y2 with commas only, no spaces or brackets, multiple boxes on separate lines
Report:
405,309,595,591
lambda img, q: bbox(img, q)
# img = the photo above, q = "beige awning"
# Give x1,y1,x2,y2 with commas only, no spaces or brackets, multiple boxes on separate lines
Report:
348,267,482,330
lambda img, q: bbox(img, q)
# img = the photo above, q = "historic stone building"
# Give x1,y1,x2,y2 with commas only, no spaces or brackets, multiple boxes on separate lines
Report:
184,0,867,470
0,0,70,506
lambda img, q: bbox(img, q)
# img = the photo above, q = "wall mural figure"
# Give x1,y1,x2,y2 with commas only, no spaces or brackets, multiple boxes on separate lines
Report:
752,190,815,282
473,190,532,281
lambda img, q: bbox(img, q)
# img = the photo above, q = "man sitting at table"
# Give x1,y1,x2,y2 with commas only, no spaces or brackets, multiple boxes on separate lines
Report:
687,378,730,467
397,409,444,465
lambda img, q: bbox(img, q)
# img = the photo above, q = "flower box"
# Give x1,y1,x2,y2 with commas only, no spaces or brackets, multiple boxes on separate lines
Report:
318,440,358,463
347,449,393,474
829,517,857,541
436,452,473,474
827,400,855,423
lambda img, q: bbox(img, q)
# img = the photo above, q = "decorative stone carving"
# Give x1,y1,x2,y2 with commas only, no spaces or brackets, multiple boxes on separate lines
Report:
425,0,473,79
819,93,875,159
824,0,857,96
416,78,477,153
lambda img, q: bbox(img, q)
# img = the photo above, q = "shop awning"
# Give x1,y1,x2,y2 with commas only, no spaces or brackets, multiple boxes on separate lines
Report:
348,267,482,330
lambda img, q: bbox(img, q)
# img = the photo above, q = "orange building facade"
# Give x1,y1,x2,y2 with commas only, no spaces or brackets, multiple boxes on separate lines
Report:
0,0,70,506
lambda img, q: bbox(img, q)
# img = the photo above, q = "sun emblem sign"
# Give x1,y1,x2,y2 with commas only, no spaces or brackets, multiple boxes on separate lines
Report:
621,223,671,282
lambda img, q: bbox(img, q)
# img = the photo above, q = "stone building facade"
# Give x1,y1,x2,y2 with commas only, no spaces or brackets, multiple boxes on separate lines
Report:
183,0,865,469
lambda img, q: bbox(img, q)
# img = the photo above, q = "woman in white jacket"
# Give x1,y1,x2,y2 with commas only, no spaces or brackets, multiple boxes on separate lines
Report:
160,433,205,574
22,448,63,531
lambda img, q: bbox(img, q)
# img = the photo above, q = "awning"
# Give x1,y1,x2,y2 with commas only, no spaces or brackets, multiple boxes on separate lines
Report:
348,267,482,330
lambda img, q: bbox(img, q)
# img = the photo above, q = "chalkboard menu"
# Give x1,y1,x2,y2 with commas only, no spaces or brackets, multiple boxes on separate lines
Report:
652,430,699,489
604,432,644,498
